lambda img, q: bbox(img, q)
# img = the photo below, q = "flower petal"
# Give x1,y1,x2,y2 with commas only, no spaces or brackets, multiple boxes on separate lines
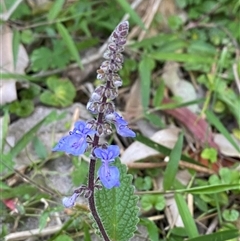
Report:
65,134,88,156
107,145,120,159
116,125,136,137
98,165,120,189
62,192,79,208
52,136,68,152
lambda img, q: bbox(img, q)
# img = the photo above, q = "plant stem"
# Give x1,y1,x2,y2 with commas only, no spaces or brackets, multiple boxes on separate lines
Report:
87,85,110,241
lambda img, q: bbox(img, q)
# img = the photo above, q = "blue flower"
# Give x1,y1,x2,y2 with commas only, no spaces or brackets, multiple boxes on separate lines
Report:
106,112,136,138
94,145,120,189
116,124,136,138
62,192,79,208
52,121,95,156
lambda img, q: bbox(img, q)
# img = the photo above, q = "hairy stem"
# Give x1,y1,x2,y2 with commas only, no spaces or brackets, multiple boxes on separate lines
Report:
87,83,110,241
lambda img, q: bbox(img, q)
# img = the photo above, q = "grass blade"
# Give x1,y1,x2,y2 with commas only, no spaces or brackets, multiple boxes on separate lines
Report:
9,111,56,157
150,52,214,64
175,193,199,238
12,30,20,69
177,183,240,194
139,56,155,109
163,132,183,190
135,133,202,166
56,23,83,69
206,110,240,152
116,0,145,29
0,110,9,153
47,0,65,21
186,229,240,241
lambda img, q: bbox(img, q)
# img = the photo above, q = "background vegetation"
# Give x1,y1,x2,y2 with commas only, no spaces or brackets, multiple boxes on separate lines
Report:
1,0,240,240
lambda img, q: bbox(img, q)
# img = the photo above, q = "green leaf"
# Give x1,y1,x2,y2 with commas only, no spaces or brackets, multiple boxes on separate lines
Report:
54,234,74,241
175,193,199,238
222,209,239,222
186,230,240,241
139,57,155,109
153,80,165,107
150,52,214,64
205,110,240,152
141,194,165,211
30,47,52,71
140,218,159,241
56,23,83,69
144,112,165,128
116,0,145,29
178,183,240,195
0,183,38,200
21,29,34,44
201,147,217,163
95,159,139,241
12,30,20,69
0,154,14,174
40,77,76,107
9,111,56,157
32,136,48,159
9,99,34,117
47,0,65,21
163,132,183,190
39,212,49,231
71,158,88,186
0,110,9,153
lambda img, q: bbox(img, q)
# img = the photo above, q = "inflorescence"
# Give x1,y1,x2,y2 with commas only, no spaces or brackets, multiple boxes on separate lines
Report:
52,21,135,208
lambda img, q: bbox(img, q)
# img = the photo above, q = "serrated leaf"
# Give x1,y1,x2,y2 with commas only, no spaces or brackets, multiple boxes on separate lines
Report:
56,23,83,69
30,47,52,71
163,132,183,190
95,159,139,241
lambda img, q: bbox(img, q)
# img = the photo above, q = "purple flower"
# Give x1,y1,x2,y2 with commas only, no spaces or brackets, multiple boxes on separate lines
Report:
116,125,136,138
105,112,136,138
62,192,79,208
73,121,95,136
94,145,120,189
52,133,88,156
52,121,95,156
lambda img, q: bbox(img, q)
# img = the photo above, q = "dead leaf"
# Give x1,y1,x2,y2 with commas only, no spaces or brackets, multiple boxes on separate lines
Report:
162,98,218,149
0,25,29,105
121,127,180,164
162,62,199,113
213,133,240,158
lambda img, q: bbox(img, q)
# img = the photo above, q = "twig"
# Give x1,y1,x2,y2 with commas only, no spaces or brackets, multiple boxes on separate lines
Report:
127,161,215,174
5,225,64,241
